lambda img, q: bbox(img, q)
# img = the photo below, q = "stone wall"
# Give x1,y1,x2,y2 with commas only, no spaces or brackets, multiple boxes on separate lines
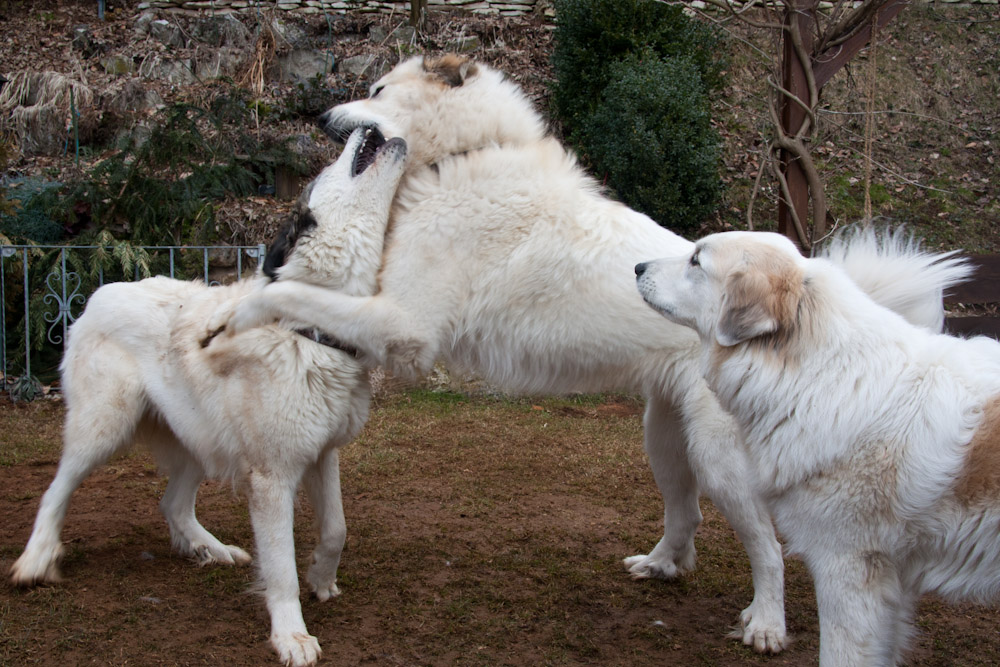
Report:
138,0,553,19
138,0,999,18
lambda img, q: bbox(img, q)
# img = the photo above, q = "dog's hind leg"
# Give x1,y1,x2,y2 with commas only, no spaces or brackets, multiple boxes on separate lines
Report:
679,385,787,654
247,469,321,667
813,552,903,667
149,434,251,567
623,397,701,581
304,447,346,602
10,370,143,586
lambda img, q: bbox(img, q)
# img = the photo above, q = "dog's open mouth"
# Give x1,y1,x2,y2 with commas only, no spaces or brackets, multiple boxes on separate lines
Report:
351,126,387,177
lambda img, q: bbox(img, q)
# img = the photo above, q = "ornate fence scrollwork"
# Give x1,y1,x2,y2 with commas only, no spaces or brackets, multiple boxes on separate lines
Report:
1,244,267,392
42,249,86,346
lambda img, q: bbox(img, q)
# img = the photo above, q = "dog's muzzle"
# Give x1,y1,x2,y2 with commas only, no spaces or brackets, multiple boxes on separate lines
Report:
318,108,374,144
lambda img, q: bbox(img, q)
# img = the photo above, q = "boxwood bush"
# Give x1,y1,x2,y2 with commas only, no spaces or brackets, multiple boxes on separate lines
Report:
551,0,726,235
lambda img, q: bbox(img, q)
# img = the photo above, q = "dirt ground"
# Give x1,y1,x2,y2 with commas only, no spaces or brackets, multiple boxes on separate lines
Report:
4,391,1000,666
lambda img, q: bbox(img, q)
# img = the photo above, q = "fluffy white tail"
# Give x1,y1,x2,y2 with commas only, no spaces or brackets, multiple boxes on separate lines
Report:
819,225,973,333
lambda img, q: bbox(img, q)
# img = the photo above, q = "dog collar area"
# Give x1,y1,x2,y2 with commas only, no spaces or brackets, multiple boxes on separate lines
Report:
294,327,361,358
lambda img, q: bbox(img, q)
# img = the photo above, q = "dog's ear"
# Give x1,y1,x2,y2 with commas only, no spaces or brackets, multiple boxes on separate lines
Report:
716,261,802,347
716,270,779,346
423,54,479,87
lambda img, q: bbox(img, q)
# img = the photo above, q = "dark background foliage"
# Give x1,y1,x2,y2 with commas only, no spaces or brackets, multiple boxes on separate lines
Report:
550,0,726,234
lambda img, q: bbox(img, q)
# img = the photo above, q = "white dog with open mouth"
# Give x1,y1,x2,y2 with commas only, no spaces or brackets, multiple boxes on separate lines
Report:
211,55,789,650
10,127,406,667
207,56,976,653
635,229,999,666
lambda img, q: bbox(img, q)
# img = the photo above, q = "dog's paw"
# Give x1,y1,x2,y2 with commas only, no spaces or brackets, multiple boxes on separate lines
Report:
202,299,241,347
623,547,695,580
225,544,253,566
729,599,788,654
227,294,278,337
202,293,277,346
192,543,252,567
307,576,341,603
9,543,65,587
306,551,342,602
271,631,321,667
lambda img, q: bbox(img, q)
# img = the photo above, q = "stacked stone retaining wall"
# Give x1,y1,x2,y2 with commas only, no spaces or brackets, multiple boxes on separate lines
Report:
137,0,998,19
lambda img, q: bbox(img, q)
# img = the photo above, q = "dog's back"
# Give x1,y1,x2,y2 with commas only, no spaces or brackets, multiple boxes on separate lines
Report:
61,277,206,405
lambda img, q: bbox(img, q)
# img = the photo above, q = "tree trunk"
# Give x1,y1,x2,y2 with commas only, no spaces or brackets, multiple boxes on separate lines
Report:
410,0,428,31
776,0,817,245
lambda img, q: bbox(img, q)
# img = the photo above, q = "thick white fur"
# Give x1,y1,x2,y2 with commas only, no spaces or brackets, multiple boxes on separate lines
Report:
9,129,407,667
635,230,998,666
218,55,796,651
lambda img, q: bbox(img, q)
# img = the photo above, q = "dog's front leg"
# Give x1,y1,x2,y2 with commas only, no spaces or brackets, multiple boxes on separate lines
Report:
623,396,701,580
304,447,346,602
201,278,267,348
679,382,787,654
247,469,321,667
628,390,788,654
221,280,437,377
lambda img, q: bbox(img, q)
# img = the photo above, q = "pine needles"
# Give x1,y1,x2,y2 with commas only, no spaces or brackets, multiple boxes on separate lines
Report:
43,87,304,247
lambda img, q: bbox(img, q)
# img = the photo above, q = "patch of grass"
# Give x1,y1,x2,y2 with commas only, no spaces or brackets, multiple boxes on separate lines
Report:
827,174,896,221
0,398,65,466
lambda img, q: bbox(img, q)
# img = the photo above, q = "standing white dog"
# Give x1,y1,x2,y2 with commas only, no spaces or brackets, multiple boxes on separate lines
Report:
209,56,962,652
635,230,996,666
10,128,407,667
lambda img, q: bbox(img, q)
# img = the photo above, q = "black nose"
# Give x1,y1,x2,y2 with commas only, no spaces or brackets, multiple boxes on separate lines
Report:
635,262,648,277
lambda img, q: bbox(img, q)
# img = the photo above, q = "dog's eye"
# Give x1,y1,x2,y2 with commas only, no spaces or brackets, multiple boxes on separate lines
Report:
371,85,384,99
690,251,700,267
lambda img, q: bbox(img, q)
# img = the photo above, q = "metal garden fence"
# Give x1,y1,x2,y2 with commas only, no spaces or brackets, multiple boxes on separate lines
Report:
0,243,267,394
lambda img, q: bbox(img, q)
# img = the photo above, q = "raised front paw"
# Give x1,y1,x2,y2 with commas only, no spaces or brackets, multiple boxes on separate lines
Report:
202,292,276,347
202,299,241,348
227,295,274,337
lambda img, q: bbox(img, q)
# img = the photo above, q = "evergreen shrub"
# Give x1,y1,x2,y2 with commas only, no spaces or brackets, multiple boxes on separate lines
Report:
551,0,726,234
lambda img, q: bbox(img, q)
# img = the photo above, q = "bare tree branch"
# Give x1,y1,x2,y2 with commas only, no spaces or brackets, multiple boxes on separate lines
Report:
775,134,828,239
771,151,813,249
746,140,772,231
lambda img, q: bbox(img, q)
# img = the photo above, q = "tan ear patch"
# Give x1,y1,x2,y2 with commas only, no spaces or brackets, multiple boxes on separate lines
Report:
716,247,804,347
422,54,479,87
955,396,1000,503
